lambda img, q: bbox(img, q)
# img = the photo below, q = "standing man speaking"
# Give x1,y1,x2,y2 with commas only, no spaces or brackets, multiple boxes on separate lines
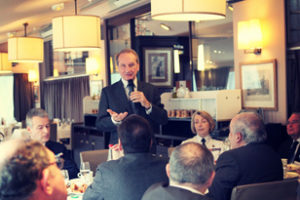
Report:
96,48,168,144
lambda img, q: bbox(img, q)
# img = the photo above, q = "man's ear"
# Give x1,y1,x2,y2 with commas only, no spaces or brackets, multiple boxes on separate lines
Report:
236,132,243,143
165,163,170,178
27,126,31,133
40,168,53,196
206,171,215,188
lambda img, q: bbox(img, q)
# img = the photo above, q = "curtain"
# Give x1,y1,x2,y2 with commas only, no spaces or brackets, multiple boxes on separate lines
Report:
13,74,34,122
43,75,90,122
287,51,300,115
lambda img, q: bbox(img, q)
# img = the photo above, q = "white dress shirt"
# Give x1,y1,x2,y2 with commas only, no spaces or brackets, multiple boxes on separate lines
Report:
182,135,225,161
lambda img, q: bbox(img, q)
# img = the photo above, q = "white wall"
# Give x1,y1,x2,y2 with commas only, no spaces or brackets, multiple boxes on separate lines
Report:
233,0,286,124
0,74,15,124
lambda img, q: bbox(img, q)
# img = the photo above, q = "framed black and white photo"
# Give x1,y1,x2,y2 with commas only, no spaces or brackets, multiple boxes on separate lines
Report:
143,48,173,87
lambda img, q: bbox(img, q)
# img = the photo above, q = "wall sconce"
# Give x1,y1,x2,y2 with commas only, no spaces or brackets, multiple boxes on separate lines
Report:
197,44,205,71
0,53,12,71
151,0,226,21
8,23,44,62
52,0,101,51
28,70,39,86
173,50,181,73
238,19,263,55
86,57,100,76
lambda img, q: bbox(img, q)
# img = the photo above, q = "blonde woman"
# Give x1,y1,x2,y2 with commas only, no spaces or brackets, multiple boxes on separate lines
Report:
182,110,225,161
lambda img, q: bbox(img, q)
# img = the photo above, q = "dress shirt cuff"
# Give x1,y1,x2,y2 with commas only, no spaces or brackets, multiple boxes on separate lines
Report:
145,104,152,115
111,116,122,125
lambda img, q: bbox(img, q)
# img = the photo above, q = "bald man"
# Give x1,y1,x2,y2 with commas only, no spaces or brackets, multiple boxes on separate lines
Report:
208,112,283,200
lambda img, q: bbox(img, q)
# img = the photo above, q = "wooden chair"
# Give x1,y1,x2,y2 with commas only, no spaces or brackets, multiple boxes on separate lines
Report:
231,178,299,200
80,149,109,174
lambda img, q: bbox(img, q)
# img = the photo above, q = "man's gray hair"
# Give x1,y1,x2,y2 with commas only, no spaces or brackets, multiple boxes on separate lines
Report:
169,142,214,185
116,48,140,66
231,112,267,144
26,108,48,128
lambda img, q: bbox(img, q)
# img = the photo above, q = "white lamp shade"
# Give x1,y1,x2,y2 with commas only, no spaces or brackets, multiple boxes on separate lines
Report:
28,70,38,82
52,15,101,51
151,0,226,21
8,37,44,63
238,19,263,50
0,53,12,71
86,57,100,75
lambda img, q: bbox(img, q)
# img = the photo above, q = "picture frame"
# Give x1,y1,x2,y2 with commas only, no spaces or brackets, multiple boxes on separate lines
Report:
240,59,278,110
143,48,173,87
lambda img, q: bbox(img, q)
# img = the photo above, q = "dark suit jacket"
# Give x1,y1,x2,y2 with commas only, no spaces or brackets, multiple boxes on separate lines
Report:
142,182,212,200
83,153,169,200
95,80,168,144
46,141,79,179
208,143,283,200
278,137,300,163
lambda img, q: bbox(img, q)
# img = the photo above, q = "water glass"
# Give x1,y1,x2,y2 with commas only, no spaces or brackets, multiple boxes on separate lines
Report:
61,170,69,185
223,137,231,151
80,162,91,172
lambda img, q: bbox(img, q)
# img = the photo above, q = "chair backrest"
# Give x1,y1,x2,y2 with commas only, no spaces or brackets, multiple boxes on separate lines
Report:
80,149,109,174
231,178,299,200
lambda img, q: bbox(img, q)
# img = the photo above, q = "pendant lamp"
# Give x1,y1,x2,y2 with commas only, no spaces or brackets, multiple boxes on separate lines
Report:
8,23,44,63
52,0,101,51
0,53,12,71
151,0,226,21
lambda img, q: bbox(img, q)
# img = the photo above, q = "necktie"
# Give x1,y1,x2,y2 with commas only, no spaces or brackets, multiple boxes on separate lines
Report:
127,79,134,96
201,138,206,147
127,80,137,114
288,140,299,164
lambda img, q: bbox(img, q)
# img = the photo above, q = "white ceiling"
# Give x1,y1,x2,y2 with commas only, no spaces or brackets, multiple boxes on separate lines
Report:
0,0,150,43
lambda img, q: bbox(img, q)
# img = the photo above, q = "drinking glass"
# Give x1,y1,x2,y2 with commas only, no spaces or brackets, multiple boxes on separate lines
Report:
223,137,231,151
80,162,91,172
61,170,69,185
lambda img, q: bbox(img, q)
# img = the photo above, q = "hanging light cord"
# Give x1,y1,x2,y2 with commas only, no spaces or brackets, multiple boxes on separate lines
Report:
75,0,77,15
23,23,28,37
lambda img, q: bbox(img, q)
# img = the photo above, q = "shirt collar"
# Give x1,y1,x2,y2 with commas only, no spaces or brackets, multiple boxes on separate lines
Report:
196,135,212,143
169,181,205,195
121,78,137,88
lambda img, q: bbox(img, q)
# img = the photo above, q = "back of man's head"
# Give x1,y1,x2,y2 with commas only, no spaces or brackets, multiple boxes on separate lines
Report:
118,114,152,154
0,139,49,200
26,108,48,128
231,112,267,144
169,142,214,186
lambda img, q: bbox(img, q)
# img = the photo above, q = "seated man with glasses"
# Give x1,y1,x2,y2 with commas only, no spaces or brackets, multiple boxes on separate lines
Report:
279,112,300,163
0,139,67,200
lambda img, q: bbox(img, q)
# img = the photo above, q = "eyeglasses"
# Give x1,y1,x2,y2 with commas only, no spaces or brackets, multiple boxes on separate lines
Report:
48,157,64,169
287,120,300,125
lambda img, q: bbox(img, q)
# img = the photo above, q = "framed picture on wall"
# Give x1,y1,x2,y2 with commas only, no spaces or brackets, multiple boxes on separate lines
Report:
143,48,173,87
240,59,278,110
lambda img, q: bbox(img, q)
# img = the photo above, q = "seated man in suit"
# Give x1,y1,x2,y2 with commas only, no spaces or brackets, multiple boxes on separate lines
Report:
278,112,300,163
26,108,79,179
142,142,215,200
208,112,283,200
83,114,169,200
96,48,168,144
0,139,67,200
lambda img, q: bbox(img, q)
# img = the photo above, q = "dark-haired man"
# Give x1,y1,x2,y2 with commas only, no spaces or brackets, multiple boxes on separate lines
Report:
0,139,67,200
83,114,169,200
26,108,78,179
96,48,168,144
